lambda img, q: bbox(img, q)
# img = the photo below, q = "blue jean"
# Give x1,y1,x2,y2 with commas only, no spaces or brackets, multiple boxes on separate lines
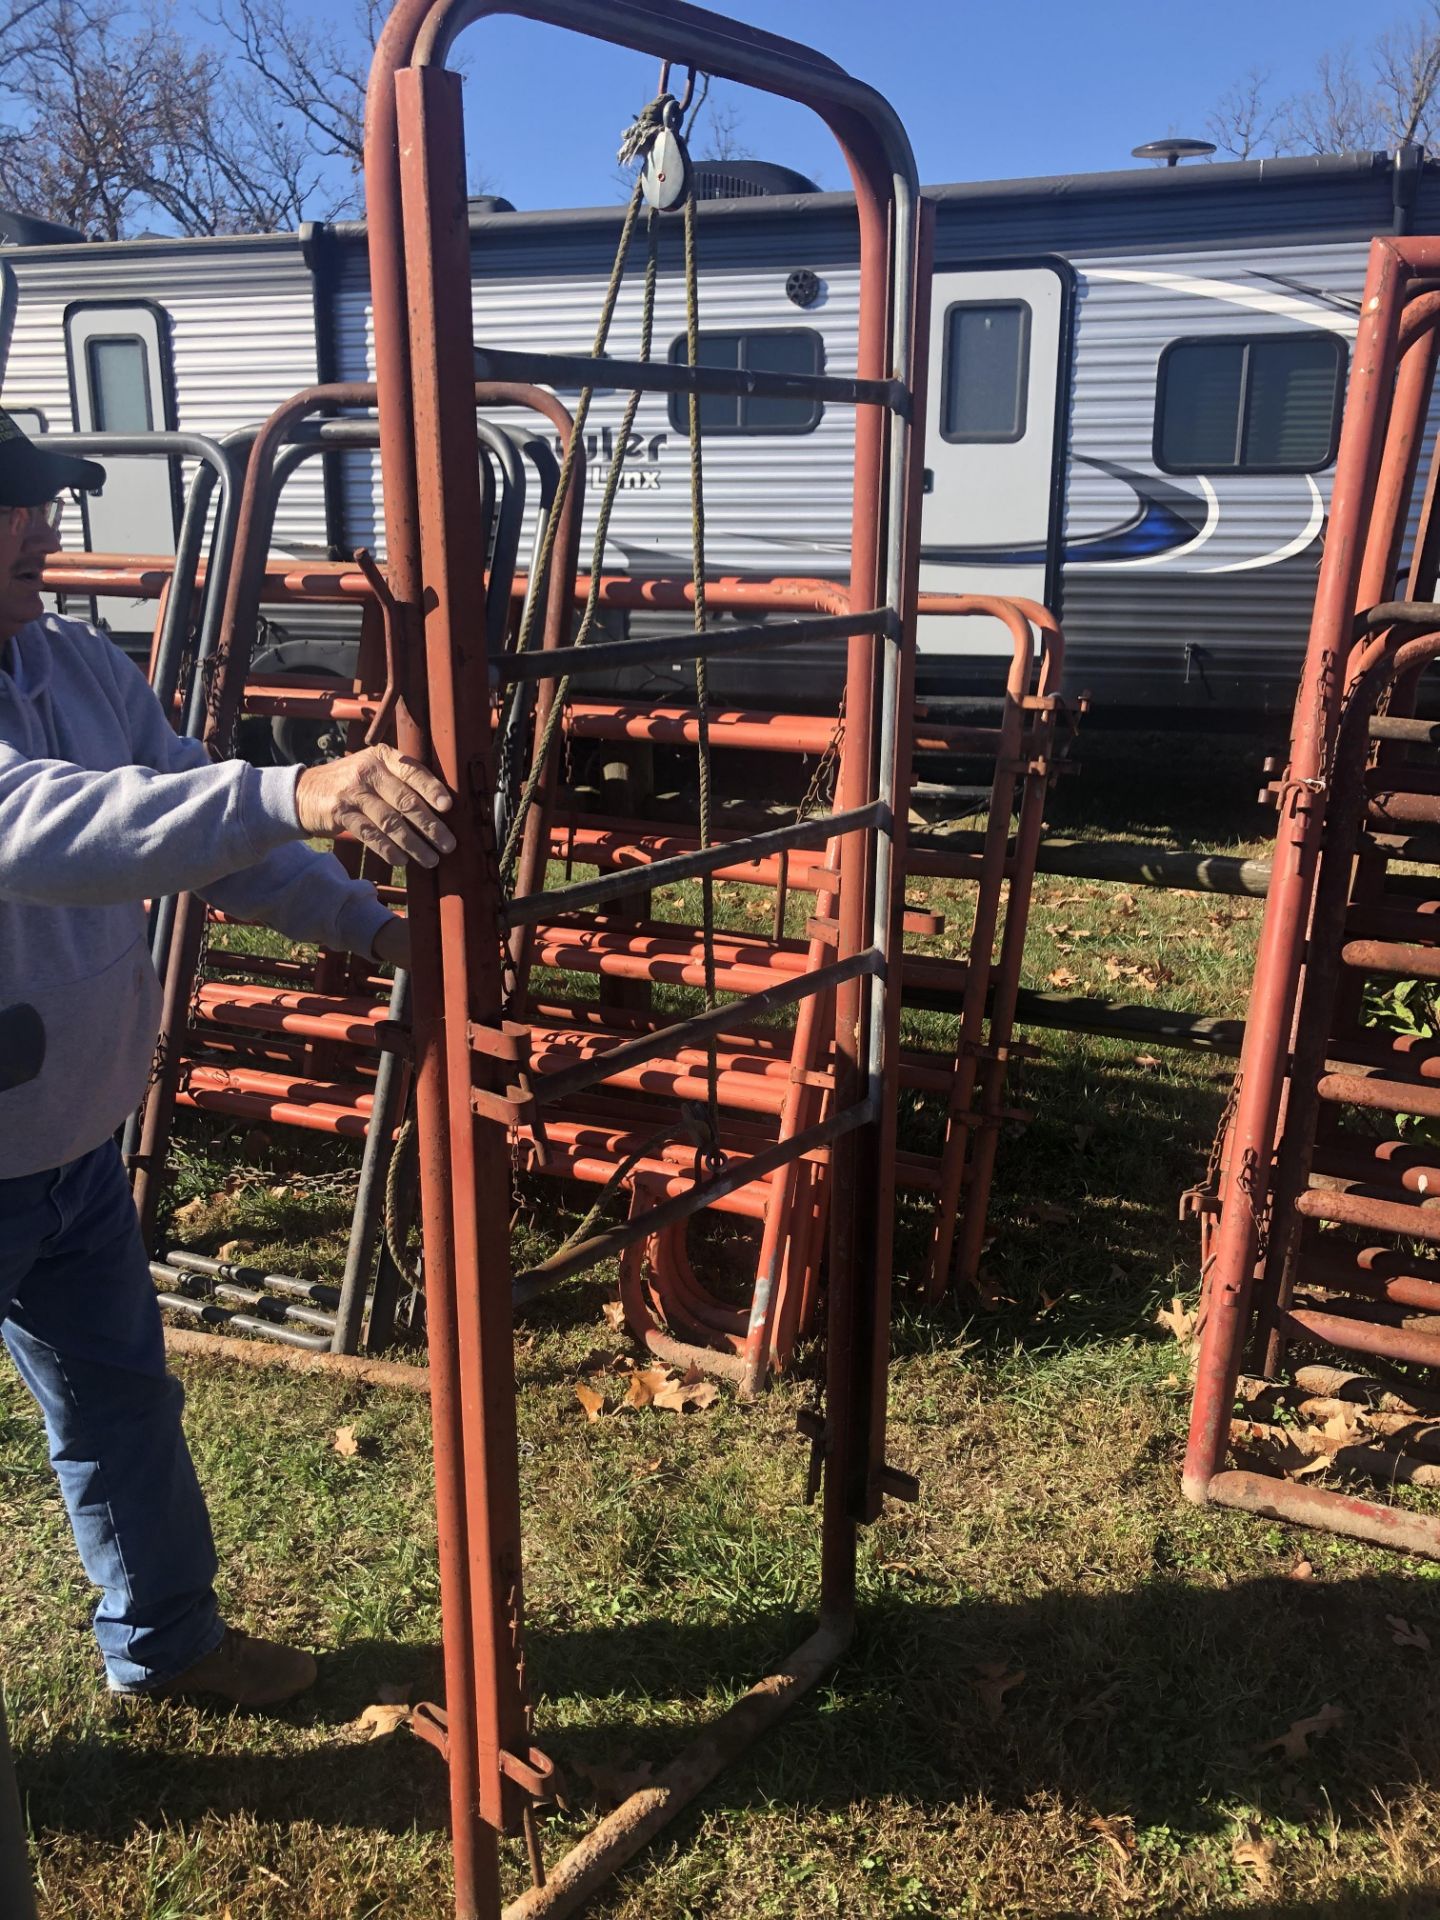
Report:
0,1141,222,1691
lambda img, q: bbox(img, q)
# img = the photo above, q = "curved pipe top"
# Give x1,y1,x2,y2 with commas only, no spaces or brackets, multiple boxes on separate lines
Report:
367,0,918,208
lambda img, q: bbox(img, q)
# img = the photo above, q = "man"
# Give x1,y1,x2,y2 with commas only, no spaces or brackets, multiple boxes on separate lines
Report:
0,414,453,1707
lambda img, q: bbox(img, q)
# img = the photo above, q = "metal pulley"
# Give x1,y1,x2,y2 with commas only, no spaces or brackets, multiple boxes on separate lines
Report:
641,100,689,211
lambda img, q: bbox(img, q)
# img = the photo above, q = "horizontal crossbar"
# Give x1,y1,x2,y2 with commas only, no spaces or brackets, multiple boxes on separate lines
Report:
491,608,897,687
510,947,883,1109
473,344,906,413
501,801,888,928
511,1090,880,1303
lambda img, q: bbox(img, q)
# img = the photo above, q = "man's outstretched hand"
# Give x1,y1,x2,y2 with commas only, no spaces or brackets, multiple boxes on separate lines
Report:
295,745,456,870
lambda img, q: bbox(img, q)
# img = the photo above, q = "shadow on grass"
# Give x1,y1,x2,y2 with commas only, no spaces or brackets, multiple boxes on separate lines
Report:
21,1570,1440,1861
892,1043,1230,1354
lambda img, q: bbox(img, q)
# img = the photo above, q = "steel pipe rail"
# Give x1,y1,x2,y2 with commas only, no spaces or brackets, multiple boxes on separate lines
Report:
490,607,896,686
501,800,888,928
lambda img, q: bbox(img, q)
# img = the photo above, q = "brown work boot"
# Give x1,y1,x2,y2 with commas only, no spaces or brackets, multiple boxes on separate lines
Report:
152,1626,318,1708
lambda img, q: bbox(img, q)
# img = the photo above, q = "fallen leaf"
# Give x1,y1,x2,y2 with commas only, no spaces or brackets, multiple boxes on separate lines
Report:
1104,954,1125,982
1047,966,1078,989
635,1458,663,1477
1133,1053,1163,1072
1155,1296,1198,1352
575,1383,605,1422
601,1301,626,1332
1087,1813,1136,1870
1388,1614,1431,1651
1289,1558,1315,1581
269,1183,292,1199
333,1425,376,1460
171,1195,207,1234
349,1702,412,1740
972,1660,1024,1724
1257,1701,1345,1761
1322,1411,1362,1442
1115,892,1139,917
1232,1825,1277,1888
216,1239,253,1264
654,1377,720,1414
624,1367,672,1410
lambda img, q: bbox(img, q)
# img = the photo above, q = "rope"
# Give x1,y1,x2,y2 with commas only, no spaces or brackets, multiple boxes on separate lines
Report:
497,100,680,888
498,82,725,1176
683,185,724,1167
547,1109,711,1261
384,1111,424,1293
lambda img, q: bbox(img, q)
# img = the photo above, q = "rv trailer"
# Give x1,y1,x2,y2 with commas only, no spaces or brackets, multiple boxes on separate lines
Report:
1,145,1435,741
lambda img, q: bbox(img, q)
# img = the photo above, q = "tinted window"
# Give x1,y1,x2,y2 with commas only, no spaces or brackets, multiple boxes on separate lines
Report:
940,301,1030,442
669,329,823,433
86,335,152,434
1157,333,1345,473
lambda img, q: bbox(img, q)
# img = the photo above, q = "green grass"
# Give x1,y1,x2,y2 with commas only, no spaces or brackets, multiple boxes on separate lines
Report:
12,731,1440,1917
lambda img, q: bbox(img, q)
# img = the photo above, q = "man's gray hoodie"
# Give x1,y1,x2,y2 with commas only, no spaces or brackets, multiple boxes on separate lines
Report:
0,614,392,1177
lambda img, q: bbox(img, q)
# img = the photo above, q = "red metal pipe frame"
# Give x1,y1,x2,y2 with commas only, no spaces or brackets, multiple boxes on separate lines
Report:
365,3,922,1911
1181,238,1432,1506
1184,243,1440,1553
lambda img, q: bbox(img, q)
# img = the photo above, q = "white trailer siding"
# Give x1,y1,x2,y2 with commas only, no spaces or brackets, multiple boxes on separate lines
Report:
2,235,327,558
333,230,861,580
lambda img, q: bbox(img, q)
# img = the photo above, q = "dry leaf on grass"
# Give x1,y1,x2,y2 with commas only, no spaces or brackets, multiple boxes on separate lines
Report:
1087,1813,1136,1870
1257,1701,1345,1761
654,1377,719,1414
1115,892,1139,917
1046,966,1079,989
972,1660,1024,1724
1232,1826,1277,1888
216,1239,253,1263
333,1425,377,1460
349,1702,413,1741
575,1383,605,1422
170,1195,208,1234
601,1301,626,1332
1133,1053,1163,1072
623,1368,672,1410
1155,1296,1198,1352
1289,1558,1315,1581
1388,1614,1432,1651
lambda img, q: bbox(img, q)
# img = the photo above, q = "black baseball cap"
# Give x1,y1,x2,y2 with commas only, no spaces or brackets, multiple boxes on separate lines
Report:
0,406,105,504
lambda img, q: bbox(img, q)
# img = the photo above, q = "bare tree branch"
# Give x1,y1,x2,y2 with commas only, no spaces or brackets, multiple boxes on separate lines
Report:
1207,68,1284,159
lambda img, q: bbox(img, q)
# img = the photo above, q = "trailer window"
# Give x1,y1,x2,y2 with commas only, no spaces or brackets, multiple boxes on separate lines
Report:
85,335,153,434
1156,332,1345,473
668,329,824,433
939,301,1030,443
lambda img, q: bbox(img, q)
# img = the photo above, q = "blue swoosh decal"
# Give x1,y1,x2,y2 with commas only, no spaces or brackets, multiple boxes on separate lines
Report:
921,459,1209,568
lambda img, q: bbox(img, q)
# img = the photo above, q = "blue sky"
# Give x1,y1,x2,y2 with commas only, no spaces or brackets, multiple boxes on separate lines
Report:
409,0,1397,210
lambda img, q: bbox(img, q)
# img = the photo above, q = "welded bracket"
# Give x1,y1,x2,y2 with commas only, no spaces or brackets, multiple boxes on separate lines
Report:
795,1406,919,1510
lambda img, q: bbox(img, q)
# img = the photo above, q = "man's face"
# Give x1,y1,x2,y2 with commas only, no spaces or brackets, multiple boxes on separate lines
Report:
0,501,62,642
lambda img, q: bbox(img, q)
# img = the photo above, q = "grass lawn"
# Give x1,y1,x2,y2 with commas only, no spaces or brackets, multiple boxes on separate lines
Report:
9,734,1440,1918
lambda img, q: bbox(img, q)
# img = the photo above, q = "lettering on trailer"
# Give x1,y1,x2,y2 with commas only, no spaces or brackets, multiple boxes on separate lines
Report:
551,428,669,494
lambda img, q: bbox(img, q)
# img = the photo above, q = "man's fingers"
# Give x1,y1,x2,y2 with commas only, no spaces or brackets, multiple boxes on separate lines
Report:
338,809,411,872
356,799,444,869
378,745,454,814
371,766,457,853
